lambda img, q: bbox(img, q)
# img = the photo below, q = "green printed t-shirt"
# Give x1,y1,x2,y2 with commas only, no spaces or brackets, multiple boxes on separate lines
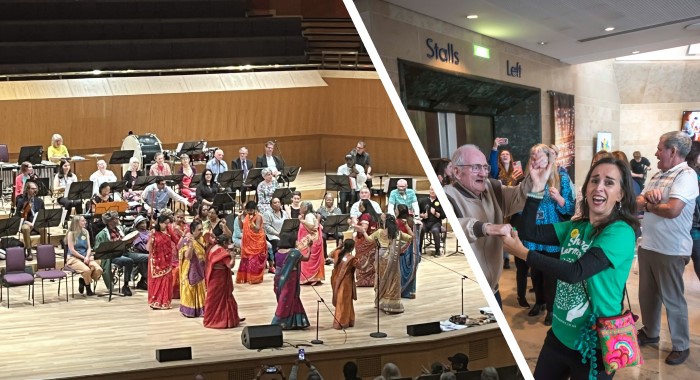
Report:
551,220,636,349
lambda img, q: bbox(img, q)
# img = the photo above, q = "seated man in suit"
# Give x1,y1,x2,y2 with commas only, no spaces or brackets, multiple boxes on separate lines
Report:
93,211,135,296
15,180,45,260
255,140,285,177
231,146,253,204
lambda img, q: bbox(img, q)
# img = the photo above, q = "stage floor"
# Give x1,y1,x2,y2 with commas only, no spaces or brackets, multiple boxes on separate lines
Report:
0,239,491,380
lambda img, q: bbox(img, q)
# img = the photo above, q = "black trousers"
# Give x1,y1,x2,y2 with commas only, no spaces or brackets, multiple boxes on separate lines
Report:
531,251,560,311
338,191,356,214
515,256,529,299
534,329,612,380
420,220,442,254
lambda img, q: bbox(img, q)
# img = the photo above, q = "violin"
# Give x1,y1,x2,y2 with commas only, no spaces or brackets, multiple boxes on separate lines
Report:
22,196,32,220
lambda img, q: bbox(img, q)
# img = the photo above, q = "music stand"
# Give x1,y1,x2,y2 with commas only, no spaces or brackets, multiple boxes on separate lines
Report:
110,150,134,180
280,218,300,239
272,187,294,205
218,170,244,190
32,178,51,197
106,181,128,195
67,181,94,203
177,141,206,158
322,214,350,242
244,168,264,188
18,146,43,165
325,174,351,202
93,236,136,302
132,176,158,191
32,208,64,244
189,173,202,188
164,174,185,186
212,192,236,212
0,217,21,239
279,166,301,186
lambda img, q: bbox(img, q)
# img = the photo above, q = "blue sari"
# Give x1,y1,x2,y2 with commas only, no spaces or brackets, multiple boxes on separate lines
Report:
399,220,420,298
271,249,310,330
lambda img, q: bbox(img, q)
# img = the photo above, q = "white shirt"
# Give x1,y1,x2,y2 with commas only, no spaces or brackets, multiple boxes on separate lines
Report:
336,164,366,191
266,156,278,172
89,170,117,195
349,199,382,219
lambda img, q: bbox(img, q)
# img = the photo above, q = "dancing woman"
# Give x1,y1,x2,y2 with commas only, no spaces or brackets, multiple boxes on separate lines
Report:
272,233,311,330
236,201,267,284
204,233,242,329
147,214,175,309
396,204,419,299
298,201,325,285
360,214,412,314
179,220,206,318
353,199,381,287
330,239,366,329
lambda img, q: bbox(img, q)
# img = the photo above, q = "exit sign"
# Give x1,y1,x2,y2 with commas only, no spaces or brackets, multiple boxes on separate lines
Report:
473,45,490,59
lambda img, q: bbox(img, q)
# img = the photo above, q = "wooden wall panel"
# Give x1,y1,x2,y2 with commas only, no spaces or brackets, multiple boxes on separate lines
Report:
0,76,423,180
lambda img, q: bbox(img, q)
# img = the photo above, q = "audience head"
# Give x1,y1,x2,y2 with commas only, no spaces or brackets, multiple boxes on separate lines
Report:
480,367,499,380
632,151,642,161
451,144,489,197
448,353,469,371
343,361,359,380
440,373,457,380
591,150,613,167
610,151,631,169
429,186,436,198
381,362,401,379
529,143,560,191
239,147,248,160
51,133,63,147
430,362,445,374
578,157,639,236
658,131,692,171
686,140,700,170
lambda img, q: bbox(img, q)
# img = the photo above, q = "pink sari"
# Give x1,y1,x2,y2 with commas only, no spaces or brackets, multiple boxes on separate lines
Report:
298,215,325,285
148,231,174,309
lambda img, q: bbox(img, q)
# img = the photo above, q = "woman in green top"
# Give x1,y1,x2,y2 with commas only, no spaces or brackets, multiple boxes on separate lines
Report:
503,156,639,379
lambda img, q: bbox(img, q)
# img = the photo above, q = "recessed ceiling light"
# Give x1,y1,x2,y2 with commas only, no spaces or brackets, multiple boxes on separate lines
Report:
538,41,548,45
466,15,478,19
632,51,640,54
91,69,102,75
604,27,615,32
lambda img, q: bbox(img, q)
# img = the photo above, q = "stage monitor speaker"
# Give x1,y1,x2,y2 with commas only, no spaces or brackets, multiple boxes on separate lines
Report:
155,347,192,362
241,324,283,349
406,321,441,337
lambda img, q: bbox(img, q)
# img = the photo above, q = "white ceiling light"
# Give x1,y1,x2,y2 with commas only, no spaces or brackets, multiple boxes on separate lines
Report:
538,41,548,45
466,14,478,19
604,27,615,32
688,44,700,55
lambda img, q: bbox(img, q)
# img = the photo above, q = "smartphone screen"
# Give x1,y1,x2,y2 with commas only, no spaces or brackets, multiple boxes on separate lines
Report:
514,161,522,168
298,348,305,361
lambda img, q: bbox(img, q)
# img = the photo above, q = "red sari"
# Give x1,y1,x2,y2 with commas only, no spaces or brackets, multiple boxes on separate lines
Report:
236,213,267,284
298,214,325,285
204,244,241,329
354,213,378,287
168,223,189,299
148,230,174,309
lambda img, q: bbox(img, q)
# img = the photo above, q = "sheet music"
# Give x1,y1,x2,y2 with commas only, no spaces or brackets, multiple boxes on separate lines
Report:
176,143,184,154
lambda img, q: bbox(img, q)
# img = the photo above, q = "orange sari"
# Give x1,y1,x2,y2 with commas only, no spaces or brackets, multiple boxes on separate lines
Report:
236,213,267,284
331,248,360,329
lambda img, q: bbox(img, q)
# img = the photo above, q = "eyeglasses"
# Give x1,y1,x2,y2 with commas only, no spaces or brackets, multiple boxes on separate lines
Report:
458,164,490,173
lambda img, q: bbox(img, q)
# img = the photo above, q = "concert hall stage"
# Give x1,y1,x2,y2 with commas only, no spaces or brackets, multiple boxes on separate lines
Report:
0,247,514,380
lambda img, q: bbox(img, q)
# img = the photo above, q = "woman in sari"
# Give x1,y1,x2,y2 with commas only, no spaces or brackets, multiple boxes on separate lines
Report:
236,201,267,284
165,209,188,299
179,220,206,318
330,239,365,329
298,201,324,285
204,233,242,329
272,233,311,330
353,198,381,287
147,214,174,309
360,214,412,314
396,204,419,299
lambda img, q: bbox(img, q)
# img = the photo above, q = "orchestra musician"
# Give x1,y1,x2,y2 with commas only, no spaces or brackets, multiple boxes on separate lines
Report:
206,149,227,181
90,182,115,243
419,186,446,257
178,153,197,204
15,180,45,261
231,146,252,205
47,133,70,163
93,211,135,296
123,157,144,202
89,159,117,195
14,161,35,197
195,169,218,209
142,177,191,215
348,141,372,188
387,179,420,216
255,140,285,177
53,159,83,220
149,152,172,177
336,154,366,213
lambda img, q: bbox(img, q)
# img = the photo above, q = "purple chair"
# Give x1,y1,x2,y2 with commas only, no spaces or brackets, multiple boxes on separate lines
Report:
0,247,34,308
35,245,68,304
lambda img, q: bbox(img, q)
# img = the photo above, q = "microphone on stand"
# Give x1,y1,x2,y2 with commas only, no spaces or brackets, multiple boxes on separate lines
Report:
420,256,478,318
299,271,347,345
